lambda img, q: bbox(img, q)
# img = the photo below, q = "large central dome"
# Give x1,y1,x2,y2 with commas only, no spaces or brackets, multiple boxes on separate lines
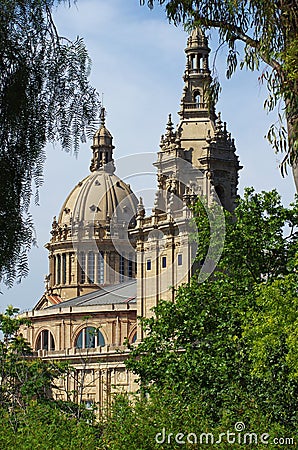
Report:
45,109,138,302
59,169,137,227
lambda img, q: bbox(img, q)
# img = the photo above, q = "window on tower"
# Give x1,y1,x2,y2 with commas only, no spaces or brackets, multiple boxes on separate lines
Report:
178,254,183,266
146,259,151,271
194,92,200,107
162,256,167,268
191,54,197,70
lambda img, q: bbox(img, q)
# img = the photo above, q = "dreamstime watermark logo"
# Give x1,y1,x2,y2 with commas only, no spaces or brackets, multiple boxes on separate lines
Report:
70,153,226,298
155,422,295,446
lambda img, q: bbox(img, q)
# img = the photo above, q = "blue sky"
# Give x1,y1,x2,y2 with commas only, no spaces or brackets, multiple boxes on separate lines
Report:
1,0,296,312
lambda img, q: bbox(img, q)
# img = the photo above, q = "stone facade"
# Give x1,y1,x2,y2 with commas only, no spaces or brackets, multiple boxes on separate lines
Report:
21,283,137,411
20,28,241,413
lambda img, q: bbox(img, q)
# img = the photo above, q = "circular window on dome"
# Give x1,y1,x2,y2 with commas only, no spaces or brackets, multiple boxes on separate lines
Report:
75,327,105,349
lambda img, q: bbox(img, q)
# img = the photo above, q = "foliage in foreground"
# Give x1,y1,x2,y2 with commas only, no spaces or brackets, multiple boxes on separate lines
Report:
117,189,298,446
0,402,101,450
0,306,101,449
1,190,297,449
0,0,99,286
99,391,297,450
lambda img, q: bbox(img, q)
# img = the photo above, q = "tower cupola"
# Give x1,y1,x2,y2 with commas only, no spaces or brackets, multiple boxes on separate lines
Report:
184,27,210,77
180,28,214,120
90,108,115,173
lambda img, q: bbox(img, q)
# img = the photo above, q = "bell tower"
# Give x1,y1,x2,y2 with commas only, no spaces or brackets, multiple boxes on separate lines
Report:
132,29,242,338
177,28,241,211
179,27,214,122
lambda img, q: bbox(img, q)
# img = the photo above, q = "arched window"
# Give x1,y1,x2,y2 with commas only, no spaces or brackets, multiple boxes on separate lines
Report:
75,327,105,349
194,91,200,107
131,332,137,343
36,330,55,351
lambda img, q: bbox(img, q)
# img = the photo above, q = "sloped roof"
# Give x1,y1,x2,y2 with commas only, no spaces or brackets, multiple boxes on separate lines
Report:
46,280,137,310
34,293,63,311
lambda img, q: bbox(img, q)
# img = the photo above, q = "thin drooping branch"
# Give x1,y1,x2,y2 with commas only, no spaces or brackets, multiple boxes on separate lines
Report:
193,14,282,73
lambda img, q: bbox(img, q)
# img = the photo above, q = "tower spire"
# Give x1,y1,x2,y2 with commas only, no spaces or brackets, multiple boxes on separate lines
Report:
166,114,174,135
100,106,106,127
179,27,215,121
90,107,115,173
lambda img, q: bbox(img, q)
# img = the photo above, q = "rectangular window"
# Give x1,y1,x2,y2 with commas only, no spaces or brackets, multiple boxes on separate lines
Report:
43,330,48,350
97,252,104,285
178,254,183,266
87,252,95,283
146,259,151,271
128,253,133,278
69,253,74,284
56,255,61,285
162,256,167,268
53,256,56,285
80,252,86,284
119,255,125,283
62,253,67,284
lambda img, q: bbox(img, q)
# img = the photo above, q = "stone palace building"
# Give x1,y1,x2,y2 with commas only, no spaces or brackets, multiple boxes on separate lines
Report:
20,28,241,412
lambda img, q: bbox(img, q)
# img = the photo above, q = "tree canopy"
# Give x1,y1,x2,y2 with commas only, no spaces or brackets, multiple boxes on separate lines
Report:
0,306,100,448
126,189,298,430
141,0,298,190
0,0,99,286
98,189,297,448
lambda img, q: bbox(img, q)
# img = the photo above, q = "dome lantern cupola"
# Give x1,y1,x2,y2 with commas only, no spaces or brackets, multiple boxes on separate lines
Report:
90,107,115,173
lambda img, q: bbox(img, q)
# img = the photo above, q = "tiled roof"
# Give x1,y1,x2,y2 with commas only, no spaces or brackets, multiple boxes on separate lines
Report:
47,280,137,309
33,293,63,311
47,294,62,305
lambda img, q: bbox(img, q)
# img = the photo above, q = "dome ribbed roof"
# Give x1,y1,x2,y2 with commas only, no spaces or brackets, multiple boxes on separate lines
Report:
58,168,138,227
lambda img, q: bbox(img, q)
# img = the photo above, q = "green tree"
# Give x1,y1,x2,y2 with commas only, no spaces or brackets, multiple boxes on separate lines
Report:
0,401,101,449
0,305,101,446
126,189,298,430
244,263,298,421
141,0,298,190
99,389,295,448
0,0,99,286
0,306,69,412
